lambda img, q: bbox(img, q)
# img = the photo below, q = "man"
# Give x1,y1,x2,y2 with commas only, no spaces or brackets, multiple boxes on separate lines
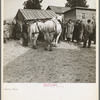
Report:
92,21,96,44
77,20,81,43
3,21,10,43
83,19,94,48
70,20,74,41
22,21,28,46
66,19,74,43
14,20,22,40
61,21,66,40
72,20,79,42
79,20,85,41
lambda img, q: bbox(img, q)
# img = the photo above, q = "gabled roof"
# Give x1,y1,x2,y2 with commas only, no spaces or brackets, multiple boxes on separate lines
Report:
46,6,71,14
64,7,96,13
16,9,57,21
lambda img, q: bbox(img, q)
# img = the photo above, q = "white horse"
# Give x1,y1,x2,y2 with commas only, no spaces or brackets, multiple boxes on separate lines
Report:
28,16,62,51
28,21,45,49
43,16,62,50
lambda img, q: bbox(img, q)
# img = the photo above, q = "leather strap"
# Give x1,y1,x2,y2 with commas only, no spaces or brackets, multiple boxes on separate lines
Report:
36,22,42,34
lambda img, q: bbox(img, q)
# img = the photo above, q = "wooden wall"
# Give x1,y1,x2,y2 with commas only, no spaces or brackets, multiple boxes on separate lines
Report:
64,9,96,24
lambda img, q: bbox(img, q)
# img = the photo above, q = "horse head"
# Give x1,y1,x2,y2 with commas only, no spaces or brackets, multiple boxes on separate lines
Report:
56,15,63,23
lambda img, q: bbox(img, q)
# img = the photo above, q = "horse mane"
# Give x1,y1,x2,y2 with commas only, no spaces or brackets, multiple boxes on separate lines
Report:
51,17,62,25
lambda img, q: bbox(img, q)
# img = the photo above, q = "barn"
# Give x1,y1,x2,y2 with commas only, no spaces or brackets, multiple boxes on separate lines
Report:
14,9,57,41
46,6,70,21
46,5,70,15
64,7,96,24
15,9,57,26
46,6,96,24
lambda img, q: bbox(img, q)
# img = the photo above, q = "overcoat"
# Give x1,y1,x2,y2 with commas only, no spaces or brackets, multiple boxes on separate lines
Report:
4,24,10,39
66,22,74,39
84,23,94,41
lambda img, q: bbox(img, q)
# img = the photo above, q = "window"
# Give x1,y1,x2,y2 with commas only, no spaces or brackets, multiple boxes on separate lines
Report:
82,13,85,19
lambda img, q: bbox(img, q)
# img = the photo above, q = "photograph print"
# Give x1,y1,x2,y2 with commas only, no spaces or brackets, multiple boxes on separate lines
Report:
3,0,96,83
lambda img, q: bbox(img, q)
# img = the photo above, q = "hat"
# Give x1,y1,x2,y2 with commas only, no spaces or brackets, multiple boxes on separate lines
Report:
87,19,91,23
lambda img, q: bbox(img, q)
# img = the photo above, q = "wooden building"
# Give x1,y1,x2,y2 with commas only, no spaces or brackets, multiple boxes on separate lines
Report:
46,5,70,15
15,9,57,27
64,7,96,24
46,6,70,21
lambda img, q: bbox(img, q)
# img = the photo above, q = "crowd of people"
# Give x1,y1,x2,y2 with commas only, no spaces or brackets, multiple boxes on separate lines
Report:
3,20,28,46
3,21,11,43
61,19,96,48
3,20,22,43
3,18,96,48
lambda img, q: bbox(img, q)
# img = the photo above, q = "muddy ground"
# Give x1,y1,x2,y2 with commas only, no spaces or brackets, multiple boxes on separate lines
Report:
3,40,96,83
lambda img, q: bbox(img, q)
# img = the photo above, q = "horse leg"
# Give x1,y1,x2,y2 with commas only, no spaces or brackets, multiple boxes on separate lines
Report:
44,33,48,50
49,42,53,51
55,32,61,46
52,34,57,47
33,33,39,49
44,40,49,50
44,42,47,50
30,36,34,48
30,33,36,49
29,31,33,47
49,33,54,51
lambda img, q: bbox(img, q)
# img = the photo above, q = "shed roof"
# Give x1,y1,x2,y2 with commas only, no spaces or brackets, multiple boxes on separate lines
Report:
46,6,70,14
16,9,57,21
64,7,96,13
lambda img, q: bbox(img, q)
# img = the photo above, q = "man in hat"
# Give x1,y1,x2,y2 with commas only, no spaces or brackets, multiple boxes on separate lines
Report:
83,19,94,48
72,20,79,42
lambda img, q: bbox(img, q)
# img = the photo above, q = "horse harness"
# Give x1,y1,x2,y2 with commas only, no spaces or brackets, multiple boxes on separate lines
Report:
33,20,61,35
36,22,43,34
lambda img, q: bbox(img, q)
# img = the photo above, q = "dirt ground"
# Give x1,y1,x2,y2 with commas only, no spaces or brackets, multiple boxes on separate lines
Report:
3,40,96,83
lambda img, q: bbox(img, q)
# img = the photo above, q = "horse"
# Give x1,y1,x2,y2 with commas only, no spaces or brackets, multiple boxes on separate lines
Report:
28,16,62,51
28,21,45,49
43,16,62,51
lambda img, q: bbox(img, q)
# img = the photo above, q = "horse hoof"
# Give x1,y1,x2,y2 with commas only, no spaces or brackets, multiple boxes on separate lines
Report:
44,48,47,50
33,46,37,49
54,45,57,47
52,44,57,47
50,49,53,51
55,45,57,47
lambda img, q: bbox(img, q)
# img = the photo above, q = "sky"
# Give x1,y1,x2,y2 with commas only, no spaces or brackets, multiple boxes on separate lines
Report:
4,0,96,20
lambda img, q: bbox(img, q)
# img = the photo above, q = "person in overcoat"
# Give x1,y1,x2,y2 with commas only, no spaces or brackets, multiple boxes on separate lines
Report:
72,20,79,42
66,20,74,43
60,21,67,41
79,20,85,41
83,19,94,48
92,21,96,44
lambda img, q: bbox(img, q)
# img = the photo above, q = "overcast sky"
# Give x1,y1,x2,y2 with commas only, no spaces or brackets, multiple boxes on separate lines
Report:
4,0,96,19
